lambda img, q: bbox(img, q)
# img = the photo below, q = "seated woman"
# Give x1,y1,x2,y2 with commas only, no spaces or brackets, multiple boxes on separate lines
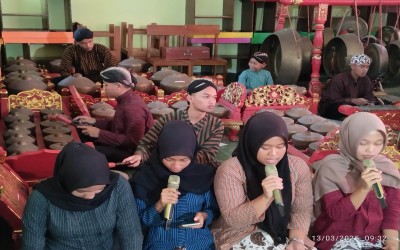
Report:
22,142,143,250
312,112,400,250
212,112,313,250
130,120,219,250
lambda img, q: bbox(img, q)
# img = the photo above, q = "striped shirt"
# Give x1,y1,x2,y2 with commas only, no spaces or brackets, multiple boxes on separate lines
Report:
135,109,224,166
60,44,118,82
135,190,219,250
22,176,143,250
211,155,313,250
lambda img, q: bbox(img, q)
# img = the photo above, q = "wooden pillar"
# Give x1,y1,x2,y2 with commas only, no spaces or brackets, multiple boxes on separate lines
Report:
309,3,328,114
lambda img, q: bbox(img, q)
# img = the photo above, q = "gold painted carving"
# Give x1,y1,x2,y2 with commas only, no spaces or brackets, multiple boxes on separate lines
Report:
245,85,307,107
165,91,188,107
8,89,62,111
221,82,245,107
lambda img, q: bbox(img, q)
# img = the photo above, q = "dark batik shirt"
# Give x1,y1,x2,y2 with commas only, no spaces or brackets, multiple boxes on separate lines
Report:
60,44,118,82
318,71,376,114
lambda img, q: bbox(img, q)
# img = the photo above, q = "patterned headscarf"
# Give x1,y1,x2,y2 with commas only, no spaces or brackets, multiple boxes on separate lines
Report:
350,54,371,65
100,66,137,88
252,52,268,64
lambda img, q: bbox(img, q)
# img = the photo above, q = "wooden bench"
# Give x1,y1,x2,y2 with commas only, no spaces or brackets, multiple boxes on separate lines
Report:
146,24,192,75
1,31,74,62
185,24,227,80
92,24,121,62
145,24,228,79
121,22,158,60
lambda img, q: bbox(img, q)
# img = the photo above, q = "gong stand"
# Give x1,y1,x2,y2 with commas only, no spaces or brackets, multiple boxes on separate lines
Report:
271,0,400,99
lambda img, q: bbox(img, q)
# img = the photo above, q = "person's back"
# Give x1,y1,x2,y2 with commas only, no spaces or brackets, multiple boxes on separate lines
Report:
59,27,118,83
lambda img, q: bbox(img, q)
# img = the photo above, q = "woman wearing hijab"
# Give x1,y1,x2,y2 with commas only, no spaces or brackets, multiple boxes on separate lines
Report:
212,112,313,250
130,120,219,250
312,112,400,250
22,142,143,250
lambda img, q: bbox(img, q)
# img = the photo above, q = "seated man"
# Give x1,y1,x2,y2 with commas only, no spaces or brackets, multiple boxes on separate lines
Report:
74,67,154,162
123,79,224,168
59,27,119,83
318,54,377,120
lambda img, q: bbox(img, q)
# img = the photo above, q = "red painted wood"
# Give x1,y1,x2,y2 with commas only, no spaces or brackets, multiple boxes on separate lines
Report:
0,158,29,231
279,0,399,5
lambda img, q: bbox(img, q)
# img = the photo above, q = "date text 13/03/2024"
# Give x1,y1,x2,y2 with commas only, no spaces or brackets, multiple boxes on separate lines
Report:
311,235,387,242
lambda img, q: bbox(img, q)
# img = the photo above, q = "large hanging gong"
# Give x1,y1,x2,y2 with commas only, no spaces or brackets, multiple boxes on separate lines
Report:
375,26,400,46
335,16,368,37
260,28,303,85
323,28,335,49
299,36,313,80
323,34,364,77
384,40,400,83
361,35,383,46
364,43,388,79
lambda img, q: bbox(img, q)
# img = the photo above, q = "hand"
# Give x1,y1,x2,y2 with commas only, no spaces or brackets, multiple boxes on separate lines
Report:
190,212,208,229
351,98,369,106
285,241,306,250
359,168,383,191
122,154,142,167
261,175,283,201
383,242,399,250
72,116,96,125
77,125,100,138
158,188,180,208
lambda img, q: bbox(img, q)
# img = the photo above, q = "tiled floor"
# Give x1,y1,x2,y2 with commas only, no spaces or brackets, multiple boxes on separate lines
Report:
216,132,238,162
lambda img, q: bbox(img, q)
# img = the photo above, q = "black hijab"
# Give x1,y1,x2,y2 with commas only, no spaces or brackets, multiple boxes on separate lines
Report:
35,142,119,211
131,120,215,204
233,112,292,245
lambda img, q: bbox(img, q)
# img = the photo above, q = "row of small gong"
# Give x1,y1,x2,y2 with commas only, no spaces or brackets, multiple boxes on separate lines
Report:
2,107,73,155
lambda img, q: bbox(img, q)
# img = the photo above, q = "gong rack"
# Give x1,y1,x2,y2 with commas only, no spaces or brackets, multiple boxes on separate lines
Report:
253,0,400,94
